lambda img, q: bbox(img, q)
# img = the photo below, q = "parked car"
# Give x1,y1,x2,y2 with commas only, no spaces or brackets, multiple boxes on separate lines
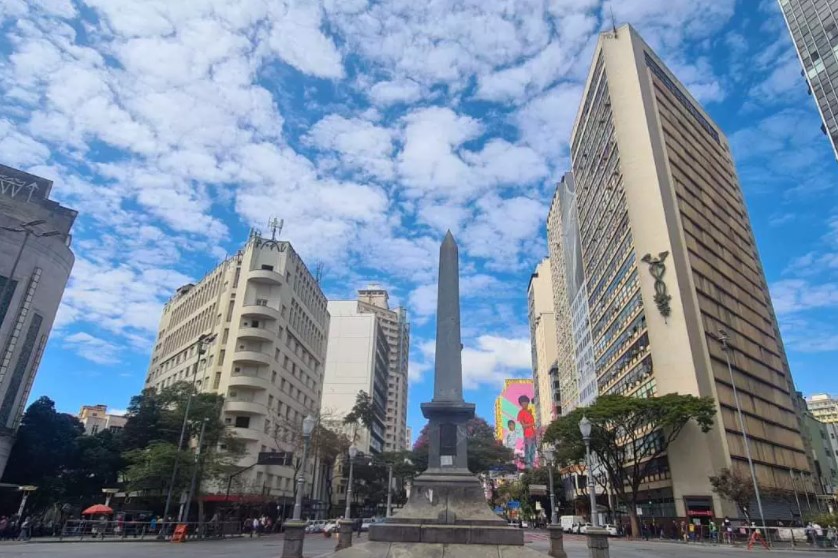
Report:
579,523,593,534
305,520,327,533
323,522,339,534
602,524,619,536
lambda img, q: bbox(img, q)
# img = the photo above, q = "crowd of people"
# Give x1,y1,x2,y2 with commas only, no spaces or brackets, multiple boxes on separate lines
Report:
0,515,33,540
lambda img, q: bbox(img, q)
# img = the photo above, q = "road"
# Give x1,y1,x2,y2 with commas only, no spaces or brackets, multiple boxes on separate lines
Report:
0,532,825,557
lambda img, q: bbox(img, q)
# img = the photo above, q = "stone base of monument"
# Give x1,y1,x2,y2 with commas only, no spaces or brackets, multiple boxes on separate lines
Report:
326,541,553,558
368,470,522,546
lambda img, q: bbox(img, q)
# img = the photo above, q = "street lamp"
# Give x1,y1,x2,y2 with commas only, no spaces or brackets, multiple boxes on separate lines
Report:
162,332,217,523
543,445,558,526
292,415,316,521
17,485,37,518
717,330,768,539
579,416,598,527
344,446,358,520
0,220,62,327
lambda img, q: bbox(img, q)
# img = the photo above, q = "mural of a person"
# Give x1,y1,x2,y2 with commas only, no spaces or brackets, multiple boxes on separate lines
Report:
517,395,536,467
504,420,519,450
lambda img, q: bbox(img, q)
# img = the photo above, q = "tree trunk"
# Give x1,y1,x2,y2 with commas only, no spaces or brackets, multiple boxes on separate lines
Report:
628,507,640,540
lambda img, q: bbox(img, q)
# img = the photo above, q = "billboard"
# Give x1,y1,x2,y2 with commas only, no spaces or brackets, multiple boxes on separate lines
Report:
494,379,537,469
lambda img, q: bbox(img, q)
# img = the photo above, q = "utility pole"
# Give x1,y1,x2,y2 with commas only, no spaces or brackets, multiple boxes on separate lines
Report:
182,418,208,523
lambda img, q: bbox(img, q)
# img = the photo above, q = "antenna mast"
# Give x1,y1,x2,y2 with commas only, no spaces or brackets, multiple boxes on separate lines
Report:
268,217,284,241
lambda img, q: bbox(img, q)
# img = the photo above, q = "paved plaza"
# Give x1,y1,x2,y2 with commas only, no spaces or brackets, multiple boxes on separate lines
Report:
0,532,826,558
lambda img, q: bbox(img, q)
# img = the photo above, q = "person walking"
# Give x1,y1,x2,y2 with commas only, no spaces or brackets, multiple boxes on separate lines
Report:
18,517,31,541
252,517,261,537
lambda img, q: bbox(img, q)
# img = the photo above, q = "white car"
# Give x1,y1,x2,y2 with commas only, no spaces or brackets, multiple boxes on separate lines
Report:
578,523,593,534
323,522,339,534
602,524,619,536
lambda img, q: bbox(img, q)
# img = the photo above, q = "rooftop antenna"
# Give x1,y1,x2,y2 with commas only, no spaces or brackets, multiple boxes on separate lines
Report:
314,262,325,284
268,217,284,241
610,5,618,36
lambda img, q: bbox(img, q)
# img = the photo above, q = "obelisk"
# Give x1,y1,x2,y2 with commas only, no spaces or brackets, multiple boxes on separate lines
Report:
369,231,521,545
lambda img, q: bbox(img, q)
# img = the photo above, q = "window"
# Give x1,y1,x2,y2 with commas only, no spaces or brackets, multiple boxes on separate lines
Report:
256,298,268,306
234,416,250,428
252,320,260,328
91,425,99,434
261,264,274,271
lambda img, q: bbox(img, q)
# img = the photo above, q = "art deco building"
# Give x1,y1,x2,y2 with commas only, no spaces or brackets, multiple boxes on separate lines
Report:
78,404,127,435
561,24,812,519
356,286,410,452
778,0,838,160
527,259,560,428
807,393,838,422
0,164,76,478
145,229,329,506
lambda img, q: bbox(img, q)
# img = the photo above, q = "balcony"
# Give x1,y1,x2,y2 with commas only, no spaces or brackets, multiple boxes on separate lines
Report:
248,269,283,285
232,350,272,367
241,304,281,321
238,326,275,343
230,426,262,441
225,400,263,415
228,372,271,391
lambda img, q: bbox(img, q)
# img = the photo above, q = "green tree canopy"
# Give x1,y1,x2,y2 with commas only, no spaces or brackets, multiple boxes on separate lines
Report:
543,393,716,535
412,416,514,474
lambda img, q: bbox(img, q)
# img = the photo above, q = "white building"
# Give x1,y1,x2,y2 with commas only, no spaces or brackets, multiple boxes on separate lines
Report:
78,404,127,435
527,259,559,428
356,287,410,453
144,229,329,507
0,164,76,478
807,393,838,423
320,300,389,454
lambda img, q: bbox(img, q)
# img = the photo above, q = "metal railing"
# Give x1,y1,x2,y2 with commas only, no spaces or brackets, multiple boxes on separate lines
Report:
58,520,242,542
631,524,838,550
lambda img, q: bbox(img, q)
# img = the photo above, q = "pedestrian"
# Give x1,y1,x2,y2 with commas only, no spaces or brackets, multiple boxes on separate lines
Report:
253,517,261,537
709,520,718,543
18,516,30,541
245,517,253,538
354,517,363,538
723,517,732,544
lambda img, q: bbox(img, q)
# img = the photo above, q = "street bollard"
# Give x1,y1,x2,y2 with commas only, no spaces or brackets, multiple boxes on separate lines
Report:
586,527,610,558
281,520,307,558
548,525,568,558
336,520,354,551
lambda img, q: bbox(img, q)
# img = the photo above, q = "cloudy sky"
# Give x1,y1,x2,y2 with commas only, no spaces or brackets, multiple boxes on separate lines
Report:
2,0,837,436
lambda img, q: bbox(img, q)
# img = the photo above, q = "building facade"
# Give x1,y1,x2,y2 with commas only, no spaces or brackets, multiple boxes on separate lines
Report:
145,230,329,505
562,24,811,519
778,0,838,160
801,405,838,495
356,286,410,453
78,405,127,435
546,176,581,415
320,300,389,454
527,259,560,428
807,393,838,422
0,164,76,478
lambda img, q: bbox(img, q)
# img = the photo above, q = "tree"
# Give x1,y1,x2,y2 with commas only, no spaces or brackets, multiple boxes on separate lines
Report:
121,388,178,451
543,393,716,536
709,468,755,520
412,416,514,474
343,391,379,442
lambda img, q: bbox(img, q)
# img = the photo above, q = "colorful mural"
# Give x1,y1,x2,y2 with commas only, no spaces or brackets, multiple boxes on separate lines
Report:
494,379,538,469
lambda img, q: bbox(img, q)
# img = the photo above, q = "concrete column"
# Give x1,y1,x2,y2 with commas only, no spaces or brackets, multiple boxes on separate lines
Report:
548,525,568,558
586,527,610,558
281,520,306,558
335,520,354,551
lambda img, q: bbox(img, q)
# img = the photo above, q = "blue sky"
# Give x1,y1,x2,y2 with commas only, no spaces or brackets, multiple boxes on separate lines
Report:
1,0,837,442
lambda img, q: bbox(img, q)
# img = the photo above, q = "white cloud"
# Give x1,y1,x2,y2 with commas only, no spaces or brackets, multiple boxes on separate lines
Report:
267,3,345,79
305,114,395,180
62,332,121,364
368,80,423,106
462,335,531,390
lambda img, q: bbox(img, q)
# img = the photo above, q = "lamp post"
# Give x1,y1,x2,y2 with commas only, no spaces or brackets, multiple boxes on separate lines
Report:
543,445,558,526
579,416,597,528
181,418,209,523
0,220,62,326
162,332,216,523
344,446,358,520
292,415,316,520
16,485,37,518
385,462,394,518
717,330,768,539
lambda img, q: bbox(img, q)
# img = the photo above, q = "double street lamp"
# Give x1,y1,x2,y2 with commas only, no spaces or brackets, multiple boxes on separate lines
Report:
292,415,317,521
579,416,598,527
344,446,358,520
542,445,558,526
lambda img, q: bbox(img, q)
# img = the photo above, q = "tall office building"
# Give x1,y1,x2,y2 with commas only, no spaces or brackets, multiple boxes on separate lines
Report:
559,24,811,518
356,286,410,452
778,0,838,160
320,300,389,454
145,229,329,505
0,164,76,478
807,393,838,422
527,259,560,428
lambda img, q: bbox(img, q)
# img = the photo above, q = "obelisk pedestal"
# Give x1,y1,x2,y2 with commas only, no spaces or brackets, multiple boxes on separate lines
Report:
369,232,520,545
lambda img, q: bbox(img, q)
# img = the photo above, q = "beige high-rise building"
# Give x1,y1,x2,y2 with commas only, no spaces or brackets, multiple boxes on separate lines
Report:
356,286,410,453
807,393,838,423
144,229,329,506
527,259,560,428
561,24,811,519
78,404,127,435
